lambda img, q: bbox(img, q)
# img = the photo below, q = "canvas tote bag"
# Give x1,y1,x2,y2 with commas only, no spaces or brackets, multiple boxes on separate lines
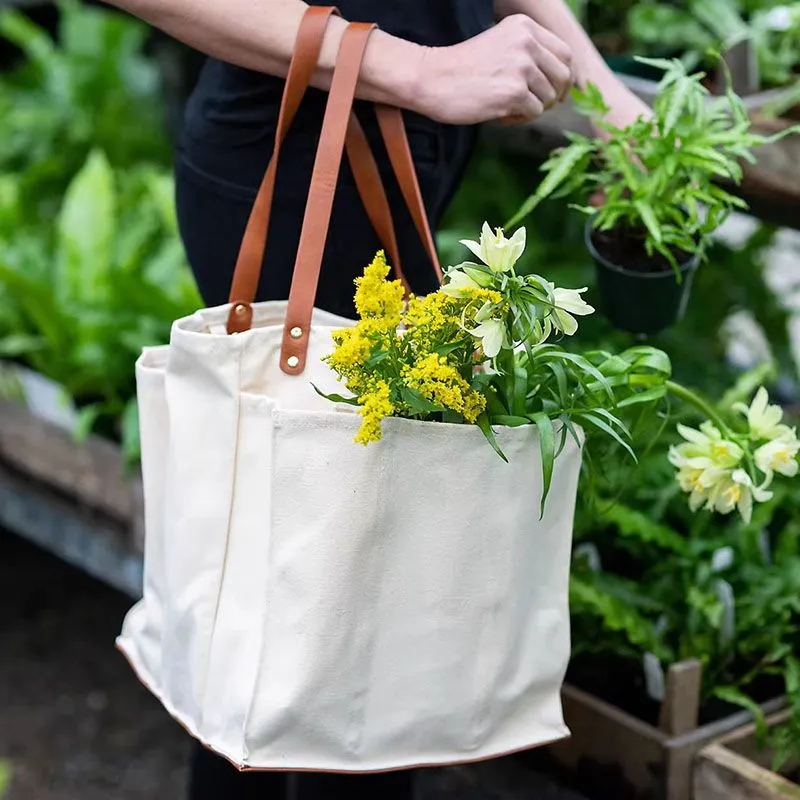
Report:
118,7,583,773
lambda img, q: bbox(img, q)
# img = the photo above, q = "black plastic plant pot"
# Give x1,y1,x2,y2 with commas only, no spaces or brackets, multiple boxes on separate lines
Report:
585,219,700,337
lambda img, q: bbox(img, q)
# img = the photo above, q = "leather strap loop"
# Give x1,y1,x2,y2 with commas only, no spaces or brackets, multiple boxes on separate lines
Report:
280,22,376,374
227,5,337,334
227,6,442,361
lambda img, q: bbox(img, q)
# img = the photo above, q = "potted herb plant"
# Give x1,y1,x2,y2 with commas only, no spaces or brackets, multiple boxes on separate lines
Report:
508,57,798,336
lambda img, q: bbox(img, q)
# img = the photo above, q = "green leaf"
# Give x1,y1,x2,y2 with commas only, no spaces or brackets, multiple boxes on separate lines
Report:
531,412,555,519
312,385,360,406
478,413,508,462
121,397,141,467
577,411,636,460
74,403,101,442
399,386,444,415
0,334,44,358
634,201,662,245
597,503,689,554
492,415,531,427
506,140,595,229
617,385,667,408
56,150,117,307
713,687,768,746
0,759,12,798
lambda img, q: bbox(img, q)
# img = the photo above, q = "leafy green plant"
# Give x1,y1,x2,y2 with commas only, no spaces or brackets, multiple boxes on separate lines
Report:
0,0,169,226
572,368,800,768
628,0,800,90
0,150,201,461
509,57,799,274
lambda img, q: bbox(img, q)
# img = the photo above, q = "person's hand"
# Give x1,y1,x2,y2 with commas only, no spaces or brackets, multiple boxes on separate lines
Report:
412,15,575,126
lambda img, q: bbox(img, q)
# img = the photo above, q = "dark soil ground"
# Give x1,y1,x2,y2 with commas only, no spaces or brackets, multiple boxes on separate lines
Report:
0,531,189,800
0,529,589,800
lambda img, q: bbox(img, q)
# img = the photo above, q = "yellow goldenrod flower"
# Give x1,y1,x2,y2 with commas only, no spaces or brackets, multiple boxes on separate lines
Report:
354,381,394,445
403,353,485,420
354,251,405,326
327,326,373,373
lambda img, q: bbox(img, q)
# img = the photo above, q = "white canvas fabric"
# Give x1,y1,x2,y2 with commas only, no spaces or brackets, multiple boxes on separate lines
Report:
118,10,583,773
117,300,583,772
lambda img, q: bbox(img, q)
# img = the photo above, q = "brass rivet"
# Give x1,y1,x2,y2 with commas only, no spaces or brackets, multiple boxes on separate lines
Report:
234,303,247,316
286,355,300,369
290,326,303,340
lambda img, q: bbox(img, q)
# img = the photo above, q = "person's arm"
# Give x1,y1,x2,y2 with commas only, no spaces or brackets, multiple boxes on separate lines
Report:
102,0,573,126
494,0,652,129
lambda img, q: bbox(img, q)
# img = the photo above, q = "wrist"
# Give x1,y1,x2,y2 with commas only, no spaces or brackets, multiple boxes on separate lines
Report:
361,31,432,114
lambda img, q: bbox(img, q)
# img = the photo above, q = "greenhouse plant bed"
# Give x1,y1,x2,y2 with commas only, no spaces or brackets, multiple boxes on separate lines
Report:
695,709,800,800
0,396,144,594
741,114,800,208
520,660,786,800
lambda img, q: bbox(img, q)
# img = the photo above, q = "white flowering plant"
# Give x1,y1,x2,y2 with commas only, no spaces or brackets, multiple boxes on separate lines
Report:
322,223,800,518
669,386,800,524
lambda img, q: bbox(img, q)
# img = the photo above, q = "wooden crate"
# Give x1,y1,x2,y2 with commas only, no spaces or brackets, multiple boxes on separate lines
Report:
741,115,800,207
0,397,144,595
536,661,786,800
695,710,800,800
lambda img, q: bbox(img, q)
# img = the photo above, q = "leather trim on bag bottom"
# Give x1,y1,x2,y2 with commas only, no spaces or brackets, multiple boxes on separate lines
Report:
116,640,571,774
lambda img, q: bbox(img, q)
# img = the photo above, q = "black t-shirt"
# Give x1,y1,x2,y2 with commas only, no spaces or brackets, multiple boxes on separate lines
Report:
179,0,495,192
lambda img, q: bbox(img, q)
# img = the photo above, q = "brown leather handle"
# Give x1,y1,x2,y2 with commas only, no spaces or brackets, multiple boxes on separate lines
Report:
376,106,442,282
227,5,336,334
227,7,413,334
227,7,442,347
280,22,376,374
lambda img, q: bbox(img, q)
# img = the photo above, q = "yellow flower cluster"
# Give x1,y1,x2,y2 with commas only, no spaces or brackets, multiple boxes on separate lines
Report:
354,250,404,327
355,381,394,445
325,250,489,446
403,354,486,423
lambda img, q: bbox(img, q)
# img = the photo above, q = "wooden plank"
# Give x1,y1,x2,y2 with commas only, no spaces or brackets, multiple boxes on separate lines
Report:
718,708,796,773
695,743,800,800
548,684,667,796
659,659,702,736
0,462,143,598
0,398,140,524
546,678,786,800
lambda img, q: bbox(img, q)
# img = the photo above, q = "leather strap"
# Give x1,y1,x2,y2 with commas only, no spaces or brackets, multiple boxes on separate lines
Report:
227,5,336,334
227,7,441,349
227,7,410,333
376,106,443,282
345,114,409,293
280,22,375,374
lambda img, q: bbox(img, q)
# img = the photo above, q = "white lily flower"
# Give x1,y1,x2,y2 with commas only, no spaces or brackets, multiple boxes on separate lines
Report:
552,285,595,335
754,434,800,478
673,422,743,467
471,318,506,358
459,222,526,273
441,269,480,298
735,386,789,441
706,469,773,525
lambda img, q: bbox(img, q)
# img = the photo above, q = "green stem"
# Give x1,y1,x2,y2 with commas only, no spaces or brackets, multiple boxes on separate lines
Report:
665,380,732,436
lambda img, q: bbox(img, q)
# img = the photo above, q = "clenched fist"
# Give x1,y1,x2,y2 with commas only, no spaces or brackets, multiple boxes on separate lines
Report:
413,15,575,125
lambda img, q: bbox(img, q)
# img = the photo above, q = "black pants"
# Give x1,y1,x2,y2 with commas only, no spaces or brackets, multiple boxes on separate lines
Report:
175,107,474,800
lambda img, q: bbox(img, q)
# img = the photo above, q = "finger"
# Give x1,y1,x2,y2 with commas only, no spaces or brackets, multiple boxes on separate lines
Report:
529,22,573,69
526,64,559,111
509,90,545,121
534,46,574,103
